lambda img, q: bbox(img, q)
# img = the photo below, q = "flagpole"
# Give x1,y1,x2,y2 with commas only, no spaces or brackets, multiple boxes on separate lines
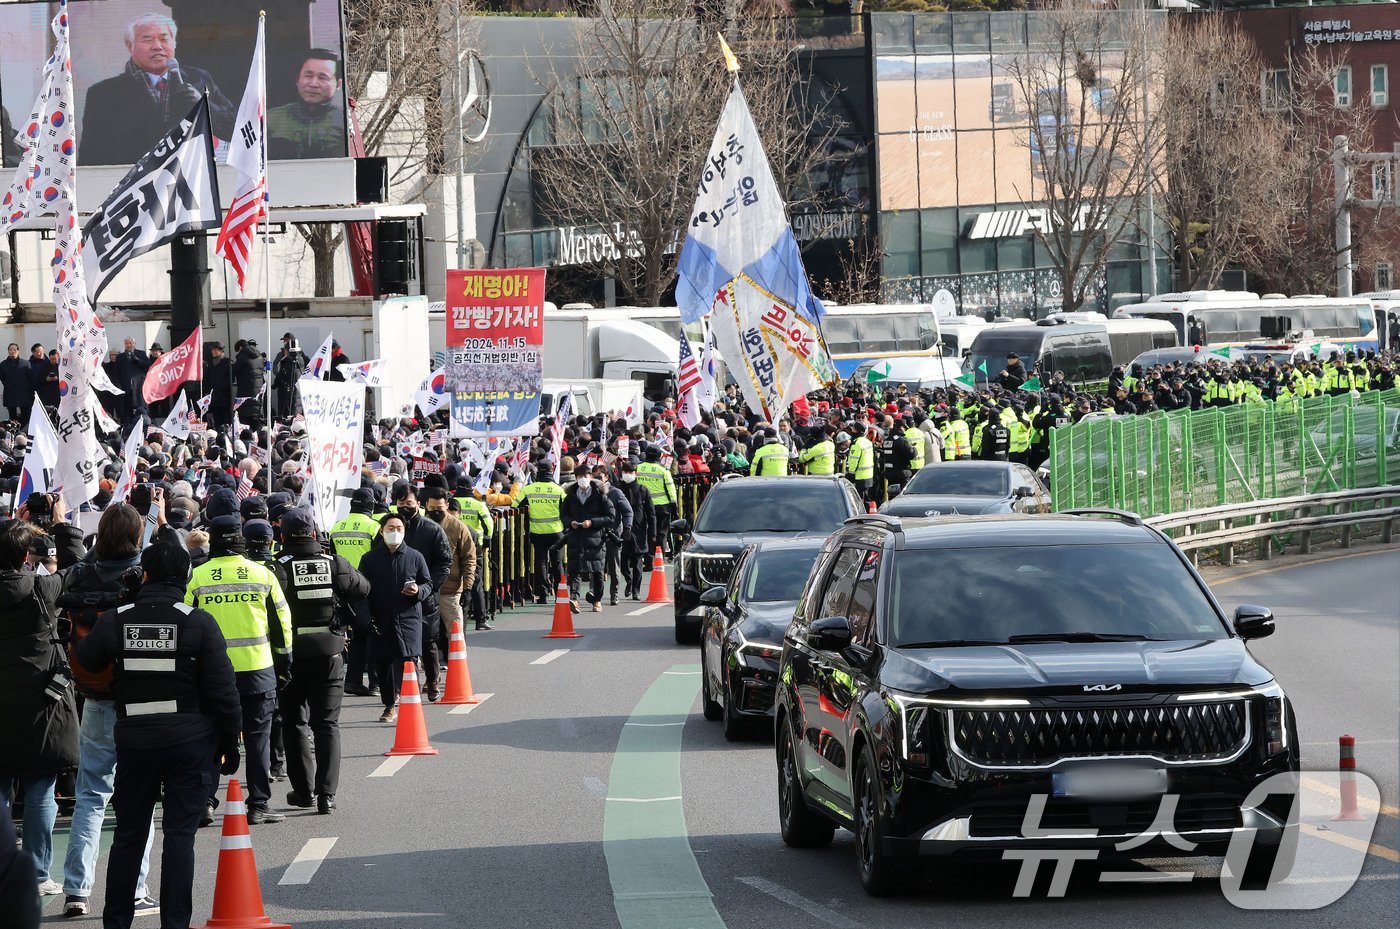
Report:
257,11,272,482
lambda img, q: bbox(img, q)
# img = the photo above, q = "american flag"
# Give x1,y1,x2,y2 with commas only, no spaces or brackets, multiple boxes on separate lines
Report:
235,475,256,499
677,331,702,395
549,393,571,481
510,443,529,479
214,15,266,292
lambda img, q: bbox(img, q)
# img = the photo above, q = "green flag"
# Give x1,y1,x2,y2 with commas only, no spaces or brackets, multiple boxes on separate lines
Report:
1019,376,1041,391
954,370,976,388
977,360,988,373
1209,347,1231,359
865,361,891,384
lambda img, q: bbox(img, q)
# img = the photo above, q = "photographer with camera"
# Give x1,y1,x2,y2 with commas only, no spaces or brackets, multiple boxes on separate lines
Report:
0,506,80,899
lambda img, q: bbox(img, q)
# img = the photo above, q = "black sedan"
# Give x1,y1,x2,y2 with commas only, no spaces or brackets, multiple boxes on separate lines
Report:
879,461,1050,517
699,538,825,741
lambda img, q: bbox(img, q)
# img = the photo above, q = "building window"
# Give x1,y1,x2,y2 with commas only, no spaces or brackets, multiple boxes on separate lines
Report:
1374,161,1394,202
1334,66,1352,108
1372,64,1389,107
1261,69,1289,111
1377,262,1394,292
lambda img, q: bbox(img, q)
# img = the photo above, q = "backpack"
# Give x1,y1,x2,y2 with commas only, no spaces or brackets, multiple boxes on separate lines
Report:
56,560,143,698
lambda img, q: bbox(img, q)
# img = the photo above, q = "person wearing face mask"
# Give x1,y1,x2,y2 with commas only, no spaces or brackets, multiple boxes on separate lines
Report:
593,466,632,607
388,487,453,701
185,515,292,825
615,461,654,600
560,464,617,613
357,515,432,722
421,487,478,672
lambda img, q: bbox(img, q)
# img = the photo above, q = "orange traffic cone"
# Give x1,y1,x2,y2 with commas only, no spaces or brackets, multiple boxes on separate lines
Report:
440,620,481,705
544,575,583,639
644,547,672,604
196,779,290,929
867,500,877,514
385,660,437,756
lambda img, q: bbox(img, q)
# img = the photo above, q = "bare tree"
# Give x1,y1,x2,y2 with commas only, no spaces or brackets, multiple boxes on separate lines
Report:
821,235,885,306
294,0,470,296
1002,3,1160,312
1157,17,1292,291
530,0,843,306
1247,49,1390,296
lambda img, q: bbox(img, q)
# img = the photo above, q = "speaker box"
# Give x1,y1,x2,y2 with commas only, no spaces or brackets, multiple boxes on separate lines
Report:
356,157,389,204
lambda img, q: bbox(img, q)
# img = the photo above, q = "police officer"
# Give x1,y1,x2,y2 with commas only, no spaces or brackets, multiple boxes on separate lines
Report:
979,408,1011,461
274,509,369,815
846,426,876,503
331,488,379,694
240,518,285,782
901,415,926,473
186,515,293,825
514,466,566,604
453,481,494,630
636,446,677,554
749,429,790,476
75,543,242,929
797,426,836,475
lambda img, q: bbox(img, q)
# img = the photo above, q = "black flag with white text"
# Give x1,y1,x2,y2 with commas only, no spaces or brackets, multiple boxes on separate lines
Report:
82,96,222,302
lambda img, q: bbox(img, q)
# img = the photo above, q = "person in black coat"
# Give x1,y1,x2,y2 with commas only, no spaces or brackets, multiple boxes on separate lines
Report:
616,460,655,600
560,464,616,612
78,14,236,168
205,343,233,430
233,341,266,429
0,515,80,893
595,465,632,606
113,338,151,424
390,486,453,697
357,515,432,722
35,351,60,410
0,343,32,422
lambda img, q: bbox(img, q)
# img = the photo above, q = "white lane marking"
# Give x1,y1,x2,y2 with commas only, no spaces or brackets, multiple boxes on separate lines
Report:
663,670,701,675
531,649,570,665
624,721,685,727
368,756,412,778
447,693,494,715
278,837,338,886
627,603,667,616
736,876,860,929
605,795,683,803
1097,871,1195,883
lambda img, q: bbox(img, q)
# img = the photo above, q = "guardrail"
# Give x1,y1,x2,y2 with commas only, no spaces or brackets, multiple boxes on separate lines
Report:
1144,485,1400,563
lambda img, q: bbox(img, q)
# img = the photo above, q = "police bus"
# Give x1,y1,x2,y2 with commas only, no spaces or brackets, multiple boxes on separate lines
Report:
1114,292,1380,352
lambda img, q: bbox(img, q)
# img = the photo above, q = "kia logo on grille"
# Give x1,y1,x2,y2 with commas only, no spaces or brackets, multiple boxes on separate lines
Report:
1083,683,1122,692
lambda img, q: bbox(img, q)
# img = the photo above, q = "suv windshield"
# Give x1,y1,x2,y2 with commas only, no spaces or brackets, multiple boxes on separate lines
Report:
906,466,1009,497
695,483,849,533
889,543,1226,646
744,546,822,603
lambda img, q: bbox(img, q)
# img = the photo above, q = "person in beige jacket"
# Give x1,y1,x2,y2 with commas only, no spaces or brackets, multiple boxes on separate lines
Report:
423,486,476,699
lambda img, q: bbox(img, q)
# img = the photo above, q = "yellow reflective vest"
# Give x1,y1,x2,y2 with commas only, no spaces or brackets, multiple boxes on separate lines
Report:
455,495,494,541
846,436,875,481
329,512,379,569
750,441,790,476
636,461,676,506
185,555,291,674
799,439,836,475
903,427,925,470
515,481,566,534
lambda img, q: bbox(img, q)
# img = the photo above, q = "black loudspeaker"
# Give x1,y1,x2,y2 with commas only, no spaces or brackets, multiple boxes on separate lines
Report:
356,157,389,204
375,220,414,296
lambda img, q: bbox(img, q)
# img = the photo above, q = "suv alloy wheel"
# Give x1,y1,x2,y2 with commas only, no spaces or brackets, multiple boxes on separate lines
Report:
854,746,905,896
777,721,834,848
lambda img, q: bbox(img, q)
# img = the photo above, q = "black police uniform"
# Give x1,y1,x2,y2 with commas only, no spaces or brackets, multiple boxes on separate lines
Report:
75,582,241,929
274,527,370,809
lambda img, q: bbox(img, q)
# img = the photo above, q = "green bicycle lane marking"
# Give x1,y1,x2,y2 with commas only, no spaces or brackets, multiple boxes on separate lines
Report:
604,664,727,929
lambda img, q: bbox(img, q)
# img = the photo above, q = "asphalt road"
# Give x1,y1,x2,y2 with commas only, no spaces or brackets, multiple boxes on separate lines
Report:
38,551,1398,927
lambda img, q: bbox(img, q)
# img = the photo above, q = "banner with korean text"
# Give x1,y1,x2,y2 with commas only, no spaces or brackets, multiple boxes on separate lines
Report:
444,268,545,438
298,378,366,533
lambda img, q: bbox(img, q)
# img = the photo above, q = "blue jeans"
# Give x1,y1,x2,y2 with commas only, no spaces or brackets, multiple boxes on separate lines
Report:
0,774,57,882
63,700,153,900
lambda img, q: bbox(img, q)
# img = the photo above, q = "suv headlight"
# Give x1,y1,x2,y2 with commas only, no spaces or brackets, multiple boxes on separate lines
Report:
888,692,946,773
679,552,728,586
734,628,782,667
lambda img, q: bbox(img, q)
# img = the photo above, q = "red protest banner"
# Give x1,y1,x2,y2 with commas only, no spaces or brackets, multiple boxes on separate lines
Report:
411,457,442,482
142,326,204,403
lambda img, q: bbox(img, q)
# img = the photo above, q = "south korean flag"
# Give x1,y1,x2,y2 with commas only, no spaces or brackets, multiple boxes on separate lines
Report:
81,96,222,302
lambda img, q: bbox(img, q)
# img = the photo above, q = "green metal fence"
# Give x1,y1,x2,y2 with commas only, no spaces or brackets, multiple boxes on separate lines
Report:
1048,389,1400,518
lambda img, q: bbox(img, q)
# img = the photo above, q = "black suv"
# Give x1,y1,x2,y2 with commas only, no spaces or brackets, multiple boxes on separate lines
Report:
774,511,1299,896
670,475,864,644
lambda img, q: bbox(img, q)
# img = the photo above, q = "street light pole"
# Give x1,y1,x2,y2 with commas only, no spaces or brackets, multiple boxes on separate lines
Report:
453,3,467,271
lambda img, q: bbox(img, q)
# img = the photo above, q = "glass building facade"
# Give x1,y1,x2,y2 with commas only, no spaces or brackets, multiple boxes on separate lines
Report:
868,11,1168,316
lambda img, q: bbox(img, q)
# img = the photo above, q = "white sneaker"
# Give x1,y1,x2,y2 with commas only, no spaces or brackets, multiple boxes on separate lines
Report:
38,879,63,896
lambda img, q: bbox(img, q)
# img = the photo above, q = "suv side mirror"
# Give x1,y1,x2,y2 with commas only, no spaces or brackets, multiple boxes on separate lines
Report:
808,615,853,652
699,586,728,608
669,518,689,535
1233,604,1275,640
887,484,903,498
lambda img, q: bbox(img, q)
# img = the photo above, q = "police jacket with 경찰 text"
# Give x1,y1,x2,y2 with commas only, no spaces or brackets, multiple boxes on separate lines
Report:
273,539,370,659
76,580,241,752
185,554,292,695
330,512,379,569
